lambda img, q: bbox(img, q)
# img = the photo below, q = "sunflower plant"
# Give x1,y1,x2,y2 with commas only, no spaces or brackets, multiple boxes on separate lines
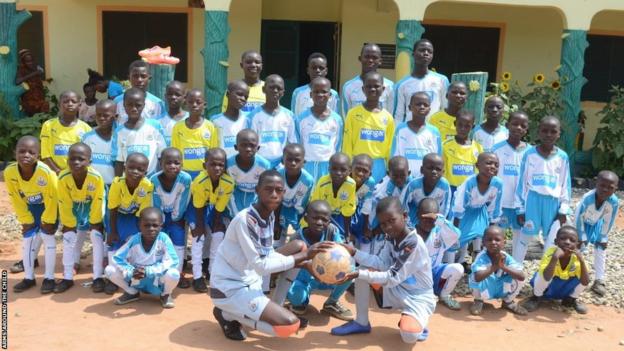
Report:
592,86,624,176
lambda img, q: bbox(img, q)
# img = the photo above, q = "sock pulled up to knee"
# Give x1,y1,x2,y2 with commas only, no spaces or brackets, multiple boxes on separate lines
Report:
399,314,423,344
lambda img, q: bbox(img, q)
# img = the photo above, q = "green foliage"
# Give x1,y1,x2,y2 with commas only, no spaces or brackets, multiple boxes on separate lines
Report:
0,94,52,162
592,86,624,176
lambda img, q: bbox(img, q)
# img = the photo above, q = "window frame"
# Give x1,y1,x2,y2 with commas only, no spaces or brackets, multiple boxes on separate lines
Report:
16,5,51,80
582,29,624,103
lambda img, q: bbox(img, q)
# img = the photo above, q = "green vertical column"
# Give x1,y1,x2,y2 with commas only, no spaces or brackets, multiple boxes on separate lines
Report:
395,20,425,81
202,10,230,117
558,29,588,172
452,72,489,124
0,2,31,117
147,64,176,101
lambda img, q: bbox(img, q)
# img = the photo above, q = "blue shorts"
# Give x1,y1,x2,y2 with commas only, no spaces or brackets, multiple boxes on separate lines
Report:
499,208,521,230
72,201,94,231
581,221,607,244
371,158,386,185
351,207,371,244
186,204,219,230
530,273,581,300
304,161,329,182
163,212,186,246
522,191,560,237
109,212,139,251
469,272,517,300
24,203,48,238
458,207,489,247
432,264,448,296
331,214,347,240
130,270,179,296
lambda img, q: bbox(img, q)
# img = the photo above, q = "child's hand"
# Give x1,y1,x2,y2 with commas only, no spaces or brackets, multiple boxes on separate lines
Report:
421,213,439,221
106,231,119,246
334,270,359,285
213,221,226,234
574,249,585,261
557,214,567,224
133,267,145,279
363,227,372,240
41,223,56,235
306,242,335,260
553,247,565,259
21,223,35,236
191,226,203,238
339,242,357,257
517,214,525,226
491,253,504,271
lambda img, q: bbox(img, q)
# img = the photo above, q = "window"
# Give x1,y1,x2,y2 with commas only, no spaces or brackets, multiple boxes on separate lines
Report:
102,11,188,81
18,10,46,71
582,34,624,102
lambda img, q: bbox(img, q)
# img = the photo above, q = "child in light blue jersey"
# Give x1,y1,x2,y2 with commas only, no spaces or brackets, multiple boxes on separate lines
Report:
403,153,451,227
212,80,250,158
574,170,619,297
472,96,509,151
82,99,116,186
296,77,343,180
291,53,340,116
515,116,571,262
150,148,191,284
114,60,165,124
159,81,188,145
369,156,412,232
350,154,376,252
227,129,271,214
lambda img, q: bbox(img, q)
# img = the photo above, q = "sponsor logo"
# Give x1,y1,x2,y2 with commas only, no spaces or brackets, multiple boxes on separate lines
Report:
260,130,286,143
223,136,236,148
54,144,70,156
184,147,206,160
503,164,519,176
452,164,474,176
92,153,112,165
27,193,43,204
127,144,150,157
532,174,557,188
360,129,384,142
309,133,331,146
404,148,427,160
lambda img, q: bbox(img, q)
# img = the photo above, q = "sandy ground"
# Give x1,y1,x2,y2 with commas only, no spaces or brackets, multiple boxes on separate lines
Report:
2,182,624,350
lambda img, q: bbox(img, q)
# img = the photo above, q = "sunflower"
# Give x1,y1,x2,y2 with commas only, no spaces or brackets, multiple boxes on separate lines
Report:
534,73,546,84
469,80,481,92
502,71,512,81
551,80,561,90
500,82,510,93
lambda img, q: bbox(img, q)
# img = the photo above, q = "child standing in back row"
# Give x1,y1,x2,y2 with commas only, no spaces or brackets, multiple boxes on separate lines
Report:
82,100,117,186
291,52,340,116
114,60,165,124
473,96,509,151
159,81,188,146
212,80,250,158
222,50,265,112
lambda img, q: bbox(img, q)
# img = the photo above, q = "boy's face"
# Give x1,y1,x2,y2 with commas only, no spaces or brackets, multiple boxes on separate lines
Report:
256,176,285,212
555,230,579,254
311,80,331,107
263,77,285,104
389,162,410,188
227,85,250,110
129,67,150,90
420,157,443,184
305,205,331,235
417,209,437,234
455,115,474,138
60,93,81,117
330,158,350,185
140,213,162,242
160,152,182,179
84,85,96,99
377,210,407,239
538,120,561,146
477,154,499,179
125,156,148,183
359,46,382,73
283,148,305,175
234,134,259,161
351,159,372,187
186,92,206,115
95,104,116,129
413,42,433,66
484,229,505,254
485,98,504,122
409,94,431,120
16,140,39,168
447,85,468,108
123,94,145,121
205,152,226,180
506,114,529,141
307,58,328,80
363,76,384,101
165,84,185,110
68,147,90,174
241,53,263,79
595,176,618,201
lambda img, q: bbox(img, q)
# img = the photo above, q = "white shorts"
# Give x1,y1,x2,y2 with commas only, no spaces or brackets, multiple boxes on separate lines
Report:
211,280,270,321
383,287,436,328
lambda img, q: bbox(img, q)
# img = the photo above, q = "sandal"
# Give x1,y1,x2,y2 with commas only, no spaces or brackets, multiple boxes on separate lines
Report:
469,300,483,315
440,295,461,310
502,300,528,315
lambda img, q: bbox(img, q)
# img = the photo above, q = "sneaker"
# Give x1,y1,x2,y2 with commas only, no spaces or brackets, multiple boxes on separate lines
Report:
502,300,528,315
522,295,541,312
591,280,607,297
440,295,461,310
322,301,354,321
40,278,55,294
138,45,171,58
192,278,208,293
418,328,429,342
177,276,191,289
114,292,140,305
53,279,74,293
469,299,484,315
160,294,175,308
562,297,588,314
9,259,39,274
288,304,307,316
298,316,309,329
331,320,372,336
92,278,106,293
13,278,36,293
104,279,118,295
213,307,246,341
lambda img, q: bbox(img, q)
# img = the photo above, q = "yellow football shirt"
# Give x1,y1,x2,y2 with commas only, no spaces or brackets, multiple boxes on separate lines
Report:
108,176,153,216
442,139,483,187
191,170,235,212
4,161,58,225
430,110,456,142
342,105,395,162
58,167,105,227
222,80,265,113
310,174,357,217
538,246,582,280
40,118,92,170
171,119,219,175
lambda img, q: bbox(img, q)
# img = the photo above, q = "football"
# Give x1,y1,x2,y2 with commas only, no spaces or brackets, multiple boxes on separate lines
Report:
311,243,355,285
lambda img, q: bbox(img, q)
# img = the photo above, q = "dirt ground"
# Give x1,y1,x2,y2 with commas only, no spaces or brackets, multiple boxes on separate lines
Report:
3,182,624,350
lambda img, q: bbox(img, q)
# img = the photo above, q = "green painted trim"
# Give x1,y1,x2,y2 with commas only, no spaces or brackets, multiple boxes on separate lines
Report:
0,3,31,117
202,10,230,117
395,20,425,72
147,64,176,101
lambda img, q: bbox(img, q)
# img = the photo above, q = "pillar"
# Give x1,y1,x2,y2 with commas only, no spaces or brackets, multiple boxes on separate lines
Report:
394,20,424,81
202,10,230,117
147,64,176,101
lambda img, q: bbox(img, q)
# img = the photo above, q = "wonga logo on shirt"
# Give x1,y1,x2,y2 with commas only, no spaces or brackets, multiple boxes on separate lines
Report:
54,144,70,156
532,174,557,188
184,147,206,160
261,131,286,143
223,136,236,148
92,153,112,165
360,129,384,142
127,145,150,157
503,164,519,176
452,164,474,176
404,148,427,160
309,133,331,145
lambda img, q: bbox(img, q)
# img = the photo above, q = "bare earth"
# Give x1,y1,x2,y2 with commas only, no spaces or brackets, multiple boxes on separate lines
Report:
3,181,624,351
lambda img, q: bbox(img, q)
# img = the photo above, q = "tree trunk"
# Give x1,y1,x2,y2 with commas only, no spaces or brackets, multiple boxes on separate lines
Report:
147,64,176,101
202,10,230,117
451,72,489,124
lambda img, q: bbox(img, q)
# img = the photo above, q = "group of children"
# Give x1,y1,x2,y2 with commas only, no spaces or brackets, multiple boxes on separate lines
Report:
7,38,621,344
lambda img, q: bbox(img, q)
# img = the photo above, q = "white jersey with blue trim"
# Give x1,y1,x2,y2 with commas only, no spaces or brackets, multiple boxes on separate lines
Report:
574,190,619,243
291,84,340,117
158,111,189,146
390,123,442,177
392,71,449,123
452,175,503,223
111,119,167,176
422,215,460,268
114,91,165,125
370,175,412,227
248,106,298,165
150,171,192,222
402,176,452,224
211,206,295,294
341,75,394,116
515,146,571,215
276,166,314,229
295,109,343,163
472,125,509,152
211,112,250,158
355,230,433,293
81,130,114,185
492,141,530,209
113,232,179,279
226,155,272,214
356,176,377,217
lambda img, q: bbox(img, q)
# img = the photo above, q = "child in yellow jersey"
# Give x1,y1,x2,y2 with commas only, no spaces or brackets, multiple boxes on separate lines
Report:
8,136,58,294
309,153,357,241
523,226,590,314
189,148,234,292
222,50,265,113
56,143,105,294
429,82,468,142
172,89,218,179
442,111,483,191
40,90,92,173
343,72,395,182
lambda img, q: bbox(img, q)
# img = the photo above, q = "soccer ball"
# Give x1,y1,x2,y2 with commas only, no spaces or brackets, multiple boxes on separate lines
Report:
312,243,355,285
